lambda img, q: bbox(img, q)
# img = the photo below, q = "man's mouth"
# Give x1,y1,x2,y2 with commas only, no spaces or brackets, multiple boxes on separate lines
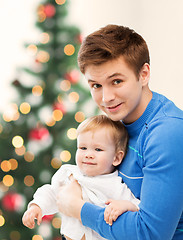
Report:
105,103,122,112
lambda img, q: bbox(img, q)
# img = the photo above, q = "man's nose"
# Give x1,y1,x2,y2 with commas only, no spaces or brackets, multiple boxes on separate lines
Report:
102,87,115,103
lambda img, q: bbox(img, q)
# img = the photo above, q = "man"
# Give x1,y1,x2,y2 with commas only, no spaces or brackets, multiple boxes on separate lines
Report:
57,25,183,239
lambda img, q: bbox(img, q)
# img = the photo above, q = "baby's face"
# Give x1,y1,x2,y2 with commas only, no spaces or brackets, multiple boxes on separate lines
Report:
76,128,117,176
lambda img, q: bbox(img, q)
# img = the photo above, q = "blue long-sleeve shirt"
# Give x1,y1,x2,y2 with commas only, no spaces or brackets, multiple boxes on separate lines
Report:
81,92,183,240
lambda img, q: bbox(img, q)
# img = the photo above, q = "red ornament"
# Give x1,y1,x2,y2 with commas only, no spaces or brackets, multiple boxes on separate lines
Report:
44,4,56,18
53,102,66,115
2,193,24,212
29,127,49,141
64,70,80,84
76,34,84,44
42,214,54,222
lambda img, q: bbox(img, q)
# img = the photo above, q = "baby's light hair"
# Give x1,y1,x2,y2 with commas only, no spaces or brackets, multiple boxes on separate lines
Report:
77,115,128,155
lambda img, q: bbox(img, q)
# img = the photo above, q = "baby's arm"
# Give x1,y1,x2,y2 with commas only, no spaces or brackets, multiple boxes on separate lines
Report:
104,199,139,226
22,204,42,229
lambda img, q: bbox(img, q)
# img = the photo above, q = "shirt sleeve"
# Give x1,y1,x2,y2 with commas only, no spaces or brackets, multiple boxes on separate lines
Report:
28,166,66,216
81,119,183,240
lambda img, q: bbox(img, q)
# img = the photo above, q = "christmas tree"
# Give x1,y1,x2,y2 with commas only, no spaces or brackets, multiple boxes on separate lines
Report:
0,0,97,239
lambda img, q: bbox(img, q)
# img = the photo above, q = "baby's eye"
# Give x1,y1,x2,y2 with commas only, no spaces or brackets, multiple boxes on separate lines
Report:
95,148,103,152
80,147,87,150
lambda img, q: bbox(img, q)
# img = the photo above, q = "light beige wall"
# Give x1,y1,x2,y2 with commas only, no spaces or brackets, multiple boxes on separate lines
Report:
69,0,183,109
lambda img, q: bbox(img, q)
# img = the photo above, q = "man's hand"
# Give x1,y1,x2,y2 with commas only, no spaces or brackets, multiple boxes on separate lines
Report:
22,204,42,229
57,177,85,221
104,199,139,226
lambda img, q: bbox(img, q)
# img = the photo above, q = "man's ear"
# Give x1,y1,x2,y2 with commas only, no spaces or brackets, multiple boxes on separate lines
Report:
139,63,150,86
113,151,124,167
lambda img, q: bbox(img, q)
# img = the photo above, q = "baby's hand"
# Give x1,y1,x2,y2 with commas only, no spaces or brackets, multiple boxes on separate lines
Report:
22,204,42,229
104,199,138,226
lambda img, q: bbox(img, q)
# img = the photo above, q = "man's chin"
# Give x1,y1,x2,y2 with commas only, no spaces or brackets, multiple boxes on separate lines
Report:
103,111,122,122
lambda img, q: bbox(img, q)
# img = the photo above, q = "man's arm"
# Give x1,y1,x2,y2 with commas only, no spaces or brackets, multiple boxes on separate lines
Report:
80,121,183,239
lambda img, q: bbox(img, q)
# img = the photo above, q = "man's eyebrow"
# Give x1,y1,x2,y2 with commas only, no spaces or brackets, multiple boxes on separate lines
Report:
87,73,125,83
88,79,95,83
107,73,125,79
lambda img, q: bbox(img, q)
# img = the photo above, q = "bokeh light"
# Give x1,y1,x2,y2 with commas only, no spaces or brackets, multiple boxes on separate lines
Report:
0,215,5,227
75,111,85,123
45,118,56,127
32,85,43,96
55,0,66,5
24,175,35,187
37,50,50,63
3,175,14,187
24,151,35,162
39,170,52,183
20,102,31,114
12,136,24,148
69,92,79,103
40,32,50,44
10,231,21,240
52,217,61,229
3,103,19,122
67,128,77,140
51,157,62,169
15,145,26,156
60,150,71,162
52,110,63,121
1,160,11,172
32,235,43,240
64,44,75,56
38,223,51,238
60,80,71,91
37,5,46,23
0,182,9,193
9,159,18,170
27,44,38,56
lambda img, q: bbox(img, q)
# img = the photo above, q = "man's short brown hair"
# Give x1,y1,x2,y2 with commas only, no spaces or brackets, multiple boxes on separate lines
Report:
78,24,150,77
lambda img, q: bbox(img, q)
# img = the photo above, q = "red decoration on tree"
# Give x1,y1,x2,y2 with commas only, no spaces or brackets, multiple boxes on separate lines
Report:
29,127,49,141
44,4,56,18
2,192,24,212
64,69,80,84
42,214,54,222
53,102,66,115
76,34,83,44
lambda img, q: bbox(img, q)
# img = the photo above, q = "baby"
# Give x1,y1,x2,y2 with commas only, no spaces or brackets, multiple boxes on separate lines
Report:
22,115,140,240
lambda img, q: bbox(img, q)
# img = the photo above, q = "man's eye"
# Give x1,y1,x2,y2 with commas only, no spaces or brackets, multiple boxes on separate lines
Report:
92,84,101,89
113,79,122,85
95,148,103,152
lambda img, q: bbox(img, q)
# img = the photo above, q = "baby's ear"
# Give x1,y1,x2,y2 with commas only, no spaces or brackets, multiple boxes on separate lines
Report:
113,151,124,167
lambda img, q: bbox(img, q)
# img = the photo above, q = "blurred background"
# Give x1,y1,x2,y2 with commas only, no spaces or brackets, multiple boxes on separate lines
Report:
0,0,183,240
1,0,183,112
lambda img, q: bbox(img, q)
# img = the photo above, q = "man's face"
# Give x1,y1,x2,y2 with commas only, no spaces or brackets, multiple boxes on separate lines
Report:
85,56,150,124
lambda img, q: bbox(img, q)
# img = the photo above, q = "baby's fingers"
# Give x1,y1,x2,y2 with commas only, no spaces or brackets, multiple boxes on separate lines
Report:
22,211,37,229
104,207,110,224
108,210,116,226
36,212,42,226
